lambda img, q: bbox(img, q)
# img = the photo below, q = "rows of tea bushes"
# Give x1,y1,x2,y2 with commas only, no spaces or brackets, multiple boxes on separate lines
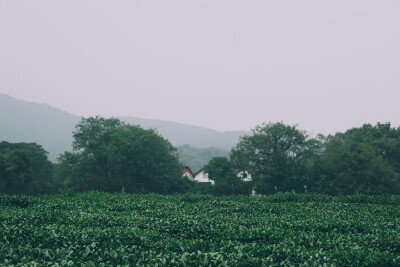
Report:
1,192,400,266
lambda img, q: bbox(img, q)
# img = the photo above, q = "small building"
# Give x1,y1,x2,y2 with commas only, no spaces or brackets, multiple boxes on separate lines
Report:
184,167,251,186
194,168,252,185
194,169,215,185
193,169,252,184
182,166,194,180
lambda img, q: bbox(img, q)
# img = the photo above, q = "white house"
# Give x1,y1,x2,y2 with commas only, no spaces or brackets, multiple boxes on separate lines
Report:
191,169,252,185
181,166,214,184
182,165,252,186
194,169,215,184
185,167,256,195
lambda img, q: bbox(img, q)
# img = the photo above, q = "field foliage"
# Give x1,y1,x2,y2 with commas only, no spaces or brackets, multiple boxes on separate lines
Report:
1,192,400,266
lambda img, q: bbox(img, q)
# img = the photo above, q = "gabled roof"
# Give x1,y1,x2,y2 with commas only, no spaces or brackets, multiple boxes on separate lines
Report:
182,166,194,178
194,167,205,177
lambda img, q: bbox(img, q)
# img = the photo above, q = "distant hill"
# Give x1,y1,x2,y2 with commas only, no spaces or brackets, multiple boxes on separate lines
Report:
0,94,79,161
120,116,247,149
176,145,229,173
0,94,248,162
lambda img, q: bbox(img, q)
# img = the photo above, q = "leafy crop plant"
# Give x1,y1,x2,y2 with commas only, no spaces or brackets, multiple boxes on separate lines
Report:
1,192,399,266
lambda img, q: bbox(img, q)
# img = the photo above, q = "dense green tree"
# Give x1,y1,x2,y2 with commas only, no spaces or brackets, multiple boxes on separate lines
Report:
55,151,99,191
342,123,400,173
230,122,318,194
0,142,54,194
72,116,124,185
57,116,185,193
0,149,32,194
204,157,252,195
109,124,183,193
313,123,400,195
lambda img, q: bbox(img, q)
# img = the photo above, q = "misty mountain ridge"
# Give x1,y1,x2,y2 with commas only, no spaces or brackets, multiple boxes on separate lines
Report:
0,93,248,162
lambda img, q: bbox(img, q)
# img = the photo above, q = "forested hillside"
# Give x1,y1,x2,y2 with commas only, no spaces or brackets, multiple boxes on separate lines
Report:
2,117,400,195
0,94,245,161
121,116,247,150
0,94,79,161
176,145,229,172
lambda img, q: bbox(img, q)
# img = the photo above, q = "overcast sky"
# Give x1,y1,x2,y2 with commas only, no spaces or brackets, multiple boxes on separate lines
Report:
0,1,399,134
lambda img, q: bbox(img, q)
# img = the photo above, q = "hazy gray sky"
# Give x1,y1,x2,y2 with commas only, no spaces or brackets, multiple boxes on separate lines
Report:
1,1,399,134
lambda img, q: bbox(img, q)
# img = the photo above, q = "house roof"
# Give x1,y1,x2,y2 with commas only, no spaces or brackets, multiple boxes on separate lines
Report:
182,166,194,177
194,167,204,177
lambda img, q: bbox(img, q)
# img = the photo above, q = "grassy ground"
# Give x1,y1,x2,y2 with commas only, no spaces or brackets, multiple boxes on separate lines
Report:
1,192,400,266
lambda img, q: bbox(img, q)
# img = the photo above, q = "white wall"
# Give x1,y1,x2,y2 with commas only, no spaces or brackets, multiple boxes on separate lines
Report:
194,171,215,185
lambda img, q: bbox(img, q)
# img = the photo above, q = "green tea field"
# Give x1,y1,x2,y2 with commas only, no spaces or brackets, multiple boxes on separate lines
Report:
1,192,400,266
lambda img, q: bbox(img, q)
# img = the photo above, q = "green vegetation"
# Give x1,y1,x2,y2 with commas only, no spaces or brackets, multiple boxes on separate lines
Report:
2,115,400,195
213,121,400,195
1,192,399,266
0,142,55,194
0,94,245,161
313,123,400,195
230,122,316,194
204,157,251,195
56,116,190,194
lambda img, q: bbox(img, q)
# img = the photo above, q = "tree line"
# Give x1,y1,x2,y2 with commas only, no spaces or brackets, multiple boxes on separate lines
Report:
1,117,399,195
206,122,400,195
0,142,54,194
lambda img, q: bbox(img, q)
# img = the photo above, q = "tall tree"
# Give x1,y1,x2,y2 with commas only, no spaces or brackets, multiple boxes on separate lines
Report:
0,148,32,194
314,123,400,195
109,124,183,193
0,141,54,194
72,116,124,188
58,117,184,193
230,122,316,194
204,157,251,195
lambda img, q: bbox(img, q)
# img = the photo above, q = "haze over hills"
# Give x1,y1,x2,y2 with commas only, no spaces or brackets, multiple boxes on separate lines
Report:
0,94,79,161
120,116,247,149
0,93,248,162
